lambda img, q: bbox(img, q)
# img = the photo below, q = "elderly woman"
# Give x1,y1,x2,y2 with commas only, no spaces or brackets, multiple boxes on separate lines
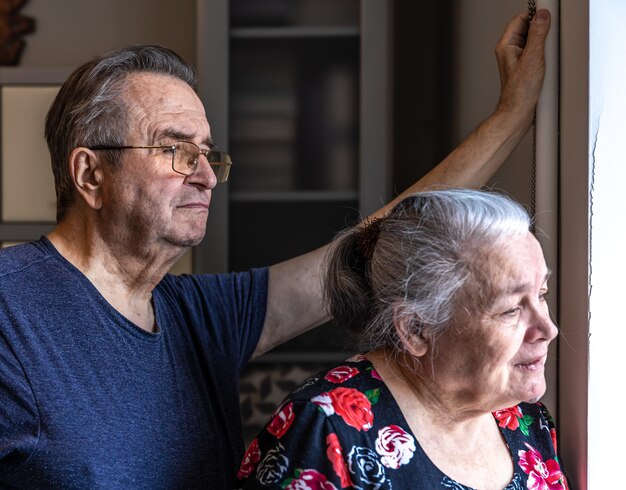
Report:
236,189,568,489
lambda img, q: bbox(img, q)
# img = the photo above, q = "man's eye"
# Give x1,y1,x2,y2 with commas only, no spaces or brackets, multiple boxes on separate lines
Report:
163,147,175,154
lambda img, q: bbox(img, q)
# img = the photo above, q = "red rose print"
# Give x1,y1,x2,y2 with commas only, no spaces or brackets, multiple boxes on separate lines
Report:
237,438,261,479
324,366,359,384
375,425,416,469
370,368,383,381
284,469,338,490
550,428,558,454
326,433,350,487
328,387,373,431
267,401,295,439
518,443,567,490
493,406,523,430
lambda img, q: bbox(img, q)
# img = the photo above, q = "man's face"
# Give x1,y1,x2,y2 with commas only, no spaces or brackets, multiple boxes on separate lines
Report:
101,72,217,252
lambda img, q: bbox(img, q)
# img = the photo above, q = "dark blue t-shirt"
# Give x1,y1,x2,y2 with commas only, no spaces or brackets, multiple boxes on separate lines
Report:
0,238,268,489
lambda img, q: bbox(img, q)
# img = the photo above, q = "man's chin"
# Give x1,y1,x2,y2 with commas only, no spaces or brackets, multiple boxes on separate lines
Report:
167,229,206,249
179,235,205,248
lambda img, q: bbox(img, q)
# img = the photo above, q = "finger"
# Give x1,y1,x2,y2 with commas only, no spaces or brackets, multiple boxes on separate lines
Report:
519,9,551,71
499,12,530,49
494,12,529,81
525,9,551,56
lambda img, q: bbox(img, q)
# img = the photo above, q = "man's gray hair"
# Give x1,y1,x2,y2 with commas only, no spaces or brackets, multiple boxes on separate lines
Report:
324,188,532,352
45,45,197,222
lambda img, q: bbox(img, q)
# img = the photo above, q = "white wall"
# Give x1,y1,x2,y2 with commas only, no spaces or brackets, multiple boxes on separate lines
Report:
587,1,626,487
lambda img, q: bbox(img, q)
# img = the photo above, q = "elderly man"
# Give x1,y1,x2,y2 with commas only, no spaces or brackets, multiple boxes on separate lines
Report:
0,10,549,489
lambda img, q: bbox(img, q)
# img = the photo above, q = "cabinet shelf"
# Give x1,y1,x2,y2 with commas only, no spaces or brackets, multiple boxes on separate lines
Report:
231,26,359,39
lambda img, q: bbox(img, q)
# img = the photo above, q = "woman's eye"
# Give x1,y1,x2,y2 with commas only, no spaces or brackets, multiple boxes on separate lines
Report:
502,307,520,317
539,290,549,302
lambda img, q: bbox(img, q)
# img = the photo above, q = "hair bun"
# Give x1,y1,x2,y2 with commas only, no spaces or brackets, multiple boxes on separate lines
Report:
356,217,382,261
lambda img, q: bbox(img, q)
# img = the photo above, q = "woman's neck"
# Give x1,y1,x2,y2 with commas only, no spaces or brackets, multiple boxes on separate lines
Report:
367,348,514,490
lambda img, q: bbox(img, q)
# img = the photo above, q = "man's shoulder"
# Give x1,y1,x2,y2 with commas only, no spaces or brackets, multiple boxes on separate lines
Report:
0,240,50,279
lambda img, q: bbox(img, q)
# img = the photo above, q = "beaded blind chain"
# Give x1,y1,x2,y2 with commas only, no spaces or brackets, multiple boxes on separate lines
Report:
528,0,537,233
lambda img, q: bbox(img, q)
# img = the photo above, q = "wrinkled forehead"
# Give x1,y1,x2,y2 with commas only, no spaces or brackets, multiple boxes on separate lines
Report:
121,72,210,143
461,233,549,310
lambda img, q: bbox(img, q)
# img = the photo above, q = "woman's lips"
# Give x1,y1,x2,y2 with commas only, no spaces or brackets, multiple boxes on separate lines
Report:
515,355,547,371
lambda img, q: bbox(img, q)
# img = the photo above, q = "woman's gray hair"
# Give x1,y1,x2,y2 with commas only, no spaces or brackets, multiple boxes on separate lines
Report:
324,188,532,351
45,45,197,222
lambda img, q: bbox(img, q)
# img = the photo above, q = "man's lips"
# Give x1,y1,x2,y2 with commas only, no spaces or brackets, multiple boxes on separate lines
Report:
178,201,209,209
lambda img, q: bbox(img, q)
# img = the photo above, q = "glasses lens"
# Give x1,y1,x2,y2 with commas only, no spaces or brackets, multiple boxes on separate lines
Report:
171,142,231,182
208,151,232,183
172,141,199,175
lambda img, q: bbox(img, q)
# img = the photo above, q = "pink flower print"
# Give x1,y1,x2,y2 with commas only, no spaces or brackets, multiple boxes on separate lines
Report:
283,469,338,490
370,368,383,381
518,443,567,490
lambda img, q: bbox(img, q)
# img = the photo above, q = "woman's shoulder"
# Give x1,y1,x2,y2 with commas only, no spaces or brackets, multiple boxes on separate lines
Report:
286,354,385,403
518,401,557,429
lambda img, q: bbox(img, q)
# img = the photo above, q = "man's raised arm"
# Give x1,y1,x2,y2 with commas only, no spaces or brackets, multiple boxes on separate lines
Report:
254,10,551,357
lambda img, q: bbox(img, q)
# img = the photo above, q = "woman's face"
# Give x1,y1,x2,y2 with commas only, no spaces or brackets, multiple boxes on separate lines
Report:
427,232,557,412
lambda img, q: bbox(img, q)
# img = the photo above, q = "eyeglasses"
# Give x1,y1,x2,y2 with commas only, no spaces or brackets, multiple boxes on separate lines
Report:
89,141,232,183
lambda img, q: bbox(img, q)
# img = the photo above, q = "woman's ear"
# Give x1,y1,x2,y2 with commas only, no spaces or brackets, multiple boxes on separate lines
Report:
68,147,104,210
393,305,430,358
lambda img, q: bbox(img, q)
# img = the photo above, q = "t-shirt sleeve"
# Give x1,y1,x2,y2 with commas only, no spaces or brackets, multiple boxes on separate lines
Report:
0,332,40,475
235,400,347,488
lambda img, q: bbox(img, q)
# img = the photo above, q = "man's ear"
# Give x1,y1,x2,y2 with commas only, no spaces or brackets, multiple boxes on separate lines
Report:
393,305,430,358
68,147,104,210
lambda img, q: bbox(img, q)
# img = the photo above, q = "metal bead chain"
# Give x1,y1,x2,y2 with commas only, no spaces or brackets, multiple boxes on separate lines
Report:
528,0,537,233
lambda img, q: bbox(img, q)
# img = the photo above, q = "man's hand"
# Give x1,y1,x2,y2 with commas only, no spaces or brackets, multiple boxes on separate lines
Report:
496,9,551,126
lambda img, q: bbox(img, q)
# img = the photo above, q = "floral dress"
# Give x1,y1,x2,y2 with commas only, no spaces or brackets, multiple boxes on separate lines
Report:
235,356,569,490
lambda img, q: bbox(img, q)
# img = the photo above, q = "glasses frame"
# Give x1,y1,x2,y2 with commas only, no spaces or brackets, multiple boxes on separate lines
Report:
88,141,231,183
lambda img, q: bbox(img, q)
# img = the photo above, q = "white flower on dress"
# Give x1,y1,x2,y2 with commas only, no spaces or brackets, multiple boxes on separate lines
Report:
311,393,335,416
374,425,416,469
256,443,289,485
348,446,390,490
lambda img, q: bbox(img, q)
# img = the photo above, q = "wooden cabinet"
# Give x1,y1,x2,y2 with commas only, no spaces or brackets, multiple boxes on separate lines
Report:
196,0,391,273
197,0,390,355
194,0,391,441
